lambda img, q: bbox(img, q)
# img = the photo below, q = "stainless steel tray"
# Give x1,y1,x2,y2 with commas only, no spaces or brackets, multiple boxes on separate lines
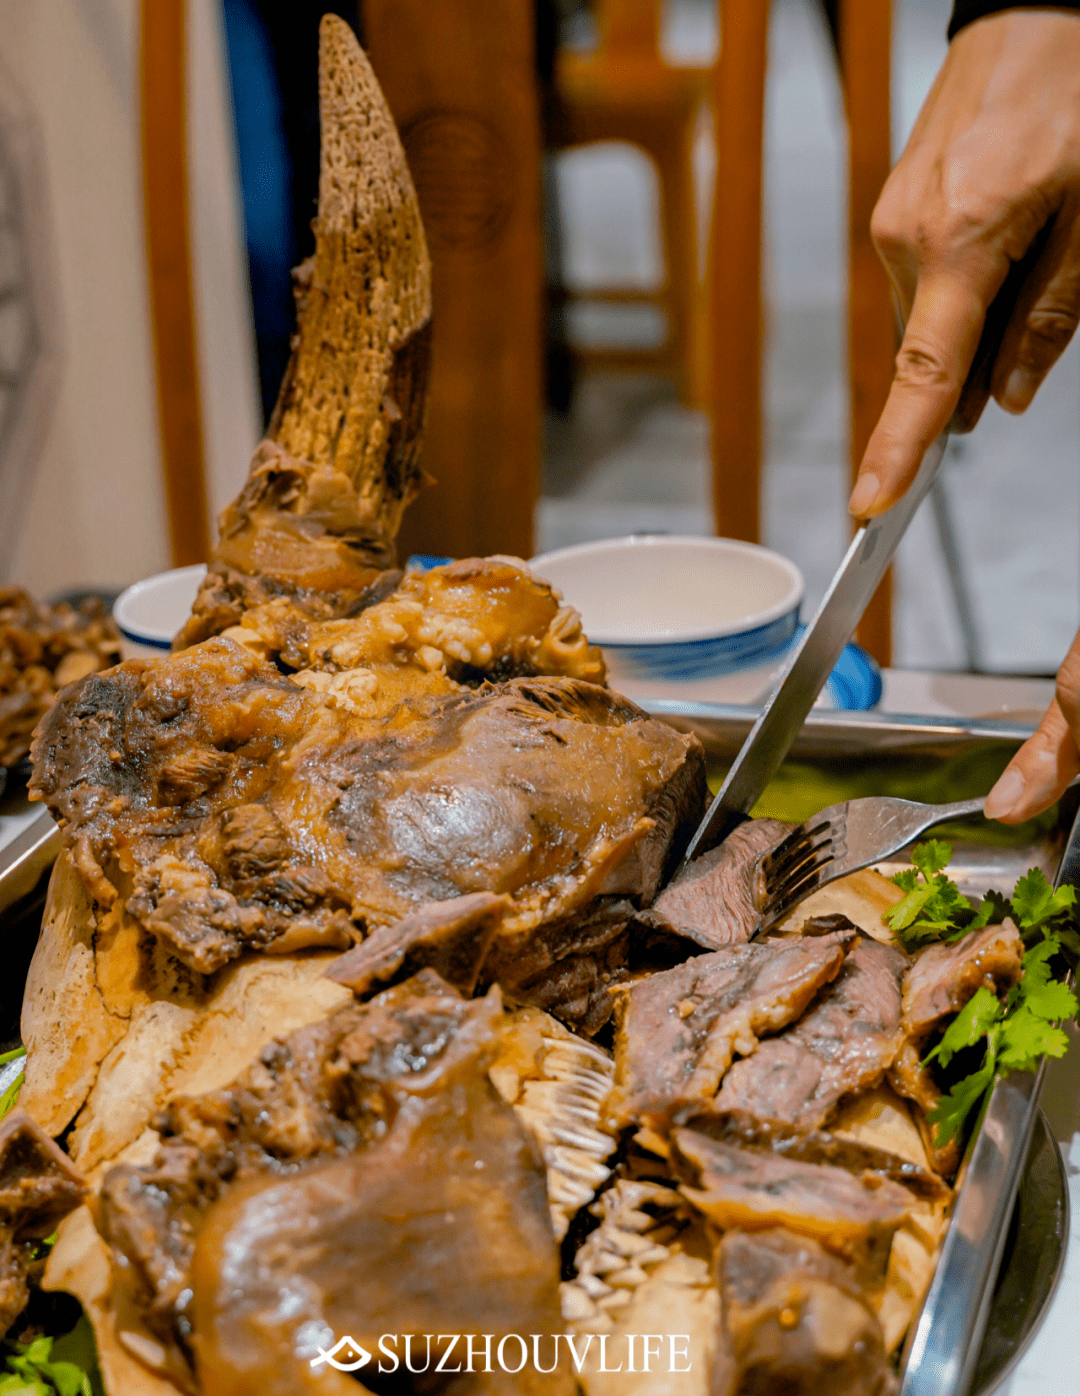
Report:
0,706,1070,1391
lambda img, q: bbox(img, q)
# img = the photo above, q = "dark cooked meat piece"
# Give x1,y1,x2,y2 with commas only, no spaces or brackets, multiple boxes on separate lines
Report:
671,1128,912,1275
713,1228,898,1396
901,919,1023,1039
716,936,907,1129
31,642,704,1001
0,587,121,767
607,931,853,1127
887,1041,960,1177
678,1109,950,1202
96,971,503,1382
643,818,791,948
886,920,1022,1177
0,1111,87,1337
327,890,510,997
189,1030,574,1396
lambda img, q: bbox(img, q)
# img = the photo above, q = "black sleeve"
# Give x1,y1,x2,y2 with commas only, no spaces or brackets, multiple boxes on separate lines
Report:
950,2,1080,40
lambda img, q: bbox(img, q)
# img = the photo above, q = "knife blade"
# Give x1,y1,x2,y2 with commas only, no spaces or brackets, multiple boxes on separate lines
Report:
678,431,947,866
677,237,1038,869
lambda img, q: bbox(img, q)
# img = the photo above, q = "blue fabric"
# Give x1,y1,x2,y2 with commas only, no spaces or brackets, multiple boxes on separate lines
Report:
222,0,296,421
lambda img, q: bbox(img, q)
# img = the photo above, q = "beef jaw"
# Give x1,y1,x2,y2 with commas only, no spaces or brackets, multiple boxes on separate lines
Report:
887,920,1022,1177
607,931,853,1128
643,818,791,949
0,1112,87,1338
713,1228,897,1396
671,1128,912,1275
715,936,907,1130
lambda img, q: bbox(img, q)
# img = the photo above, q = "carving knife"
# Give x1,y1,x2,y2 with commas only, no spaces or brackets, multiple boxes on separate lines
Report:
678,431,947,865
678,246,1037,869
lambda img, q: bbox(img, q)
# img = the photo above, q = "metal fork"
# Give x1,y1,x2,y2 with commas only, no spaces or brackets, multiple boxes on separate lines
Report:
757,795,986,933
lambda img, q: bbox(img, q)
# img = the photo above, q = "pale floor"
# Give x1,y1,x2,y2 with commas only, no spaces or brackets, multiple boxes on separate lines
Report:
539,0,1080,676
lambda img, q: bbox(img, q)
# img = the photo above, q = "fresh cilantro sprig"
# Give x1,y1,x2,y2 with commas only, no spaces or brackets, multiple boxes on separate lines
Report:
884,840,978,950
0,1333,93,1396
923,935,1077,1146
0,1048,25,1125
883,846,1079,1150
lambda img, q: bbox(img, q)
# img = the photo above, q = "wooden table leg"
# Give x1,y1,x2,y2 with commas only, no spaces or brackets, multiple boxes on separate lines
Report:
841,0,896,667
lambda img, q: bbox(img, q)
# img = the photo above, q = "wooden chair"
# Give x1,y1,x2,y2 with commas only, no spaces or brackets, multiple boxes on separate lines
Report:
710,0,896,664
361,0,543,562
551,0,712,407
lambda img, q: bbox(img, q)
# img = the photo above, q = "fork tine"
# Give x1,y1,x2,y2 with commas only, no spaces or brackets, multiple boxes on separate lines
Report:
762,820,830,872
761,856,838,928
761,845,838,914
763,830,835,893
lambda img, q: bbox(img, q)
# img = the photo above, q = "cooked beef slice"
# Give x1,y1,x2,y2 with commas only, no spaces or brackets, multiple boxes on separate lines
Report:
715,937,908,1129
96,971,504,1382
607,931,853,1127
676,1110,949,1203
887,1041,960,1178
642,818,791,948
671,1129,911,1275
0,1112,87,1337
900,919,1023,1040
885,920,1022,1177
190,1071,574,1396
713,1228,897,1396
32,644,703,1005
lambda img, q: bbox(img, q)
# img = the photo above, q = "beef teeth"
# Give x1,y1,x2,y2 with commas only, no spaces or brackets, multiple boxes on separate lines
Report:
490,1010,617,1240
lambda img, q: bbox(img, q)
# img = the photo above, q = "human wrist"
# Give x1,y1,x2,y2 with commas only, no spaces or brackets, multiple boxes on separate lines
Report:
949,2,1080,40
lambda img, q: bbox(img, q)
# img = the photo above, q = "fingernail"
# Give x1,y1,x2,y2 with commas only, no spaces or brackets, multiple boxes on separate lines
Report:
1001,367,1036,413
848,472,880,517
985,767,1026,819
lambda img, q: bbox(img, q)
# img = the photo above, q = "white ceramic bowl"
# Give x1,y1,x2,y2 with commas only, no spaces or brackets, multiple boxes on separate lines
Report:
113,564,207,660
530,536,804,688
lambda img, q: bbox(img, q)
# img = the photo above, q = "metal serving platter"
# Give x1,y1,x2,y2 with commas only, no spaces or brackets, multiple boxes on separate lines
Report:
0,704,1070,1394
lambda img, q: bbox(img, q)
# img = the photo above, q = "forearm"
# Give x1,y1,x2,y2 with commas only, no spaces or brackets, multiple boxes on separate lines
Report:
950,1,1080,40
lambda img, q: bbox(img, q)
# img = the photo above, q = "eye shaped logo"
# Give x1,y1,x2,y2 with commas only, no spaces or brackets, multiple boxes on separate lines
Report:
310,1336,372,1371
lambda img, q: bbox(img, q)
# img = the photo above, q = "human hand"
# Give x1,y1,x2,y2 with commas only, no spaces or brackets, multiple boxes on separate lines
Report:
848,9,1080,520
985,628,1080,822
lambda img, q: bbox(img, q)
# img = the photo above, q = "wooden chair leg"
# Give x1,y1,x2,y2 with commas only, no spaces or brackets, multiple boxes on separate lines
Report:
841,0,896,666
652,120,702,407
709,0,769,542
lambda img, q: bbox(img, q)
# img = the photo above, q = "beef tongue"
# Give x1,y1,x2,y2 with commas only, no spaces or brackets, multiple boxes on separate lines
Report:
607,930,853,1128
715,936,908,1130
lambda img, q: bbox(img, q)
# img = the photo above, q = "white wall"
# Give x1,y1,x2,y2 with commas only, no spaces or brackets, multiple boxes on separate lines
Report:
0,0,259,597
